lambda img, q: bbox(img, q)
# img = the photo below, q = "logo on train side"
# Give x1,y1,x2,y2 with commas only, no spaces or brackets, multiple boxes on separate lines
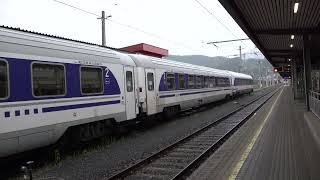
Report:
105,67,110,84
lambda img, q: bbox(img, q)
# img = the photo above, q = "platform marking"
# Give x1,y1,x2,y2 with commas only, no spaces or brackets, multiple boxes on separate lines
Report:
228,88,284,180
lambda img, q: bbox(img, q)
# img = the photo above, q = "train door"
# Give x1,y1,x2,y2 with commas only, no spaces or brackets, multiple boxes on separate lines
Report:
124,66,136,120
145,69,157,115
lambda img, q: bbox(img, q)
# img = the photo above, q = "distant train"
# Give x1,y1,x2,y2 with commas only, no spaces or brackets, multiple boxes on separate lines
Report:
0,26,253,158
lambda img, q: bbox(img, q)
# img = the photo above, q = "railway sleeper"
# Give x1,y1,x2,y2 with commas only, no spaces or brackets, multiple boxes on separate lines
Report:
192,137,219,142
181,143,212,149
192,136,219,141
149,162,186,169
174,148,204,154
141,166,179,175
129,173,170,180
165,152,199,159
208,126,232,134
160,156,191,164
185,136,219,144
190,140,215,145
178,144,208,150
218,122,240,126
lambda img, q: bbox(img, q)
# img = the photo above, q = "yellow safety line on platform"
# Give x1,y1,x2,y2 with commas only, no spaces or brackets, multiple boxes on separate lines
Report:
228,87,284,180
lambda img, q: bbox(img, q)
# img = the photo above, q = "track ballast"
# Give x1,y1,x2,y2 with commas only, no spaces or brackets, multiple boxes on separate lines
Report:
107,87,280,180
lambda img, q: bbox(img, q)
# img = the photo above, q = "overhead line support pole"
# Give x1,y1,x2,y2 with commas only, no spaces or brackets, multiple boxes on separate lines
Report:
101,11,106,46
98,11,111,46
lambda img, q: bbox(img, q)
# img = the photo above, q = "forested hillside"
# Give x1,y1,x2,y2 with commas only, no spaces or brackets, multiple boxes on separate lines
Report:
168,55,273,79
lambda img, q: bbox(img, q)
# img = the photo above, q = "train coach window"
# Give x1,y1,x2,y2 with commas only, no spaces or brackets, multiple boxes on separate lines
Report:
234,78,240,86
204,76,209,88
179,74,186,89
209,77,216,88
0,61,8,99
224,78,230,87
32,63,65,97
188,75,194,89
216,77,230,87
166,73,175,90
126,71,133,92
235,78,252,86
81,67,103,94
147,72,154,91
201,76,205,88
196,76,202,88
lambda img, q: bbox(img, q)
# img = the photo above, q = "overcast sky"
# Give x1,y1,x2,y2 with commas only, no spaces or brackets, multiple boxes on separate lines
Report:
0,0,262,58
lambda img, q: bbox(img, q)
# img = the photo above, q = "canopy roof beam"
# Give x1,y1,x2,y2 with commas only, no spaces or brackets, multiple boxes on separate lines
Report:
255,28,320,35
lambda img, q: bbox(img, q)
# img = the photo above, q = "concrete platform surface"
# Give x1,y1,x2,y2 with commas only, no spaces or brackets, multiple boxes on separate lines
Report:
188,86,320,180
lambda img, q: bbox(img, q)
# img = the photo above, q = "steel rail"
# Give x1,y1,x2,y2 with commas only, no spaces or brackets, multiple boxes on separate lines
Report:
171,88,280,179
106,87,281,180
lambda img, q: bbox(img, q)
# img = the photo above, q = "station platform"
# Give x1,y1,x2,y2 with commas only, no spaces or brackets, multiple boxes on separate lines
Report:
188,86,320,180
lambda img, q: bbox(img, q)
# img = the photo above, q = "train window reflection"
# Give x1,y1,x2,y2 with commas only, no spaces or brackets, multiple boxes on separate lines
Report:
204,76,209,88
234,78,253,86
147,72,154,91
196,76,202,88
179,74,186,89
32,63,66,97
126,71,133,92
209,77,216,88
188,75,194,89
81,67,103,94
166,73,175,90
0,60,8,99
216,77,230,87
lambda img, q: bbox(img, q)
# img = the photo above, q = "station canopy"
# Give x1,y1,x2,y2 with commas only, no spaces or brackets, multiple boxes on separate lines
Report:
219,0,320,77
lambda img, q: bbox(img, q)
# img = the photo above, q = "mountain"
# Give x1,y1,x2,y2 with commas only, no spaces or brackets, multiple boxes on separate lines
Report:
168,55,273,80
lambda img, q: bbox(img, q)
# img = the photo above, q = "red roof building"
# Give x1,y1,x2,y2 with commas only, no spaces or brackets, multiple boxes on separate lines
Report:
119,43,168,58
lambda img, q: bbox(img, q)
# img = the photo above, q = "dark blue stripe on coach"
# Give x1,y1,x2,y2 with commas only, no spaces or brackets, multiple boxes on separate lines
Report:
159,94,176,98
160,89,228,98
42,100,120,113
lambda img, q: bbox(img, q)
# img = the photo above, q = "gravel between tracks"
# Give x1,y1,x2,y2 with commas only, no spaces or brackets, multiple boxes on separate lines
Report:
18,87,276,180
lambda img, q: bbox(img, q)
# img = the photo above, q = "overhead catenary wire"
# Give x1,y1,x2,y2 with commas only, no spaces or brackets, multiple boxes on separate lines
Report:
193,0,250,49
226,51,261,58
207,38,250,45
106,19,202,53
52,0,205,54
53,0,100,17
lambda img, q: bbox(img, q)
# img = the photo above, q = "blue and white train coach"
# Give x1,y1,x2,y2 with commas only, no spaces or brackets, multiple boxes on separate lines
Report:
228,71,254,96
0,27,139,158
129,54,233,117
0,26,249,158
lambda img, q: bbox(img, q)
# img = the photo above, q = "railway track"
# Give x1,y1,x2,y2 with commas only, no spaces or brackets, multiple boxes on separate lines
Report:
106,87,281,180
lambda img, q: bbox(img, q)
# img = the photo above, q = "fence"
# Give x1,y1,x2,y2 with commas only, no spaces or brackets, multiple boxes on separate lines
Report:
309,91,320,118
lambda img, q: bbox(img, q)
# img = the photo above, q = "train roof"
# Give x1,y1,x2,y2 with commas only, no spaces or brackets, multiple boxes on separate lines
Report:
227,71,253,79
0,26,253,79
130,54,231,77
0,26,136,66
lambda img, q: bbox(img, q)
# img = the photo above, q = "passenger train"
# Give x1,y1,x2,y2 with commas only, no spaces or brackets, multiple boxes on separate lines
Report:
0,26,253,158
